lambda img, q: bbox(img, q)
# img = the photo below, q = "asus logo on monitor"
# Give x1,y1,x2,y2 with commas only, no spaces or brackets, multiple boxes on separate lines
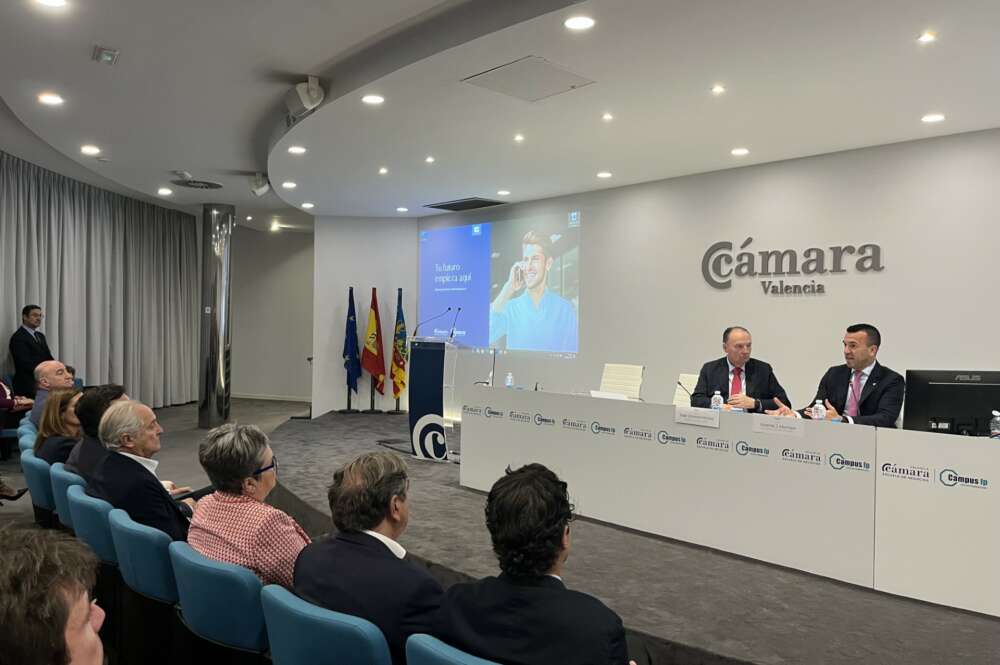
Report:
954,374,982,382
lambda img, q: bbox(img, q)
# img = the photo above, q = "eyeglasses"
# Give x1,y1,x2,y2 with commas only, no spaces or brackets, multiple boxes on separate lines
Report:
253,455,278,476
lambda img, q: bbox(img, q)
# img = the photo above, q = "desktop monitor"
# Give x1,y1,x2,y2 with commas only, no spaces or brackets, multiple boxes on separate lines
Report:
903,370,1000,436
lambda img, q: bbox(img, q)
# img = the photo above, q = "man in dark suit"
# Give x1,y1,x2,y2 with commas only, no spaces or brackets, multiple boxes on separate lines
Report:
65,384,127,482
690,326,790,412
294,452,442,665
9,304,54,398
86,400,195,541
430,464,632,665
769,323,905,427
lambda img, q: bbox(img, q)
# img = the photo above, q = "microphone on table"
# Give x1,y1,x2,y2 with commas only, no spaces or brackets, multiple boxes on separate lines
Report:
676,381,693,397
448,307,463,341
412,307,451,337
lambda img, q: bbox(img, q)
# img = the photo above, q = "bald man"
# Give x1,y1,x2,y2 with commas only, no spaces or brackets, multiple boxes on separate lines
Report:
28,360,75,427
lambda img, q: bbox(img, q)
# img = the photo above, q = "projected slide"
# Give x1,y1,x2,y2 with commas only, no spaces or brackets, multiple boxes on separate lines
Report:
418,212,580,354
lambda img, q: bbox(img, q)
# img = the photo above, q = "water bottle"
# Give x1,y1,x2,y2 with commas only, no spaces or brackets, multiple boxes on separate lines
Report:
505,372,514,389
812,400,826,421
710,390,724,410
990,410,1000,439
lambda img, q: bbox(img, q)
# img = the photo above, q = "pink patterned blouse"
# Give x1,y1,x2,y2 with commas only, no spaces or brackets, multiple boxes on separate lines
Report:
188,492,311,588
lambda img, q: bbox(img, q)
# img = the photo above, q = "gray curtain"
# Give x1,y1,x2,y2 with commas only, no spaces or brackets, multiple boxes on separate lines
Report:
0,149,199,407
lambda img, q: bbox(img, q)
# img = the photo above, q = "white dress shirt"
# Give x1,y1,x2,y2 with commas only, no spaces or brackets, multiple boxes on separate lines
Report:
363,529,407,559
726,360,749,395
119,452,159,477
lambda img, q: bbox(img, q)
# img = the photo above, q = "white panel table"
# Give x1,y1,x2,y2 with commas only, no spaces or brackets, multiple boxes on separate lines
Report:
875,428,1000,616
461,386,877,587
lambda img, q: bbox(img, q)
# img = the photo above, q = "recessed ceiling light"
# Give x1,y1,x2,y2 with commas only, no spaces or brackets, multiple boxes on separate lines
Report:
80,144,101,156
270,221,280,232
711,84,726,95
287,145,307,155
601,112,614,122
35,0,67,7
38,92,64,106
246,216,253,221
425,156,435,164
396,207,409,213
596,171,612,179
917,31,937,44
362,94,385,105
281,181,297,189
731,147,750,156
921,113,945,123
157,187,172,196
301,202,314,209
514,134,525,143
564,16,595,31
497,190,511,196
378,166,388,175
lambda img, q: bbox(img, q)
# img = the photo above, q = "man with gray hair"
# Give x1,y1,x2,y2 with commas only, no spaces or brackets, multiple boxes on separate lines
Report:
86,400,194,541
294,451,443,665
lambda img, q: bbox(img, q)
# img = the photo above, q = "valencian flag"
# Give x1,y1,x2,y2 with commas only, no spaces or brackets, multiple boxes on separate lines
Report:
391,289,408,398
361,287,387,394
343,287,362,393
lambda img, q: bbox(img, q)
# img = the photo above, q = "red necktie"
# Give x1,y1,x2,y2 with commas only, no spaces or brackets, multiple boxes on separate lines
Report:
731,367,743,396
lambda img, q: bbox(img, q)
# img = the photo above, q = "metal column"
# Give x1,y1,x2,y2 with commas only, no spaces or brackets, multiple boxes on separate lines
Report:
198,204,234,428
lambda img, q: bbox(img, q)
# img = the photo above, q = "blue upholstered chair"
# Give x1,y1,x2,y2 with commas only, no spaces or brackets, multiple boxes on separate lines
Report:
19,432,35,453
168,542,268,654
21,450,56,526
67,484,117,564
406,635,500,665
50,462,86,530
19,415,36,434
109,509,178,603
261,585,391,665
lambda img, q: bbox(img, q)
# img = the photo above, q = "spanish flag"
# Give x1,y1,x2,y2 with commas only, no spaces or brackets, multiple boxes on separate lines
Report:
391,289,408,398
361,287,387,394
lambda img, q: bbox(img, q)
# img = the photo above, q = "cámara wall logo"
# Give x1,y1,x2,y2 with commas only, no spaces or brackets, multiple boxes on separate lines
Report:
701,237,884,294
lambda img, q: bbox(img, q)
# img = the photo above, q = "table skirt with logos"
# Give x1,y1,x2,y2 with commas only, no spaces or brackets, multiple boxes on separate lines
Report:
460,386,1000,617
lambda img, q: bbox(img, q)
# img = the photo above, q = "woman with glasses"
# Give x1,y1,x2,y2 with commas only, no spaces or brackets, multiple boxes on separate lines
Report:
188,423,309,588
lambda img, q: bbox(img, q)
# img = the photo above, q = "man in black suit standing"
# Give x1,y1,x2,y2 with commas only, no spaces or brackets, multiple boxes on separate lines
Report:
768,323,905,427
690,326,790,412
293,452,443,665
86,400,195,541
430,464,633,665
9,304,54,398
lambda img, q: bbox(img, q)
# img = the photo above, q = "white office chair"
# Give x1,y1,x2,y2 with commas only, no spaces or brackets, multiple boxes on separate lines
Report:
674,373,700,406
597,363,645,400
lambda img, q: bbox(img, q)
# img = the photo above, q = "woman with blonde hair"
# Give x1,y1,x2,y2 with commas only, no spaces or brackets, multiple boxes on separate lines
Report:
34,388,83,465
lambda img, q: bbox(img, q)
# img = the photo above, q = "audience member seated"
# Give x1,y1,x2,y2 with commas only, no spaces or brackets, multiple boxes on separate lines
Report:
87,400,194,541
294,452,443,665
0,525,105,665
0,375,32,429
431,464,632,665
65,384,127,481
34,388,83,465
188,423,310,588
28,360,75,427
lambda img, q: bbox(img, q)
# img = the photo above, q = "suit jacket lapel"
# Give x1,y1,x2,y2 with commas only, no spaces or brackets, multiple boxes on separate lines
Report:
858,363,882,405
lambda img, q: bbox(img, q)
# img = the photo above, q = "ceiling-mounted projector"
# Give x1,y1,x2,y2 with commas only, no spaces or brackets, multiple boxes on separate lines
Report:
285,76,324,119
250,173,270,197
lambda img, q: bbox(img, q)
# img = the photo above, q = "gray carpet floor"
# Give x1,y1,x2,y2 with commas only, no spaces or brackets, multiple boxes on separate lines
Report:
272,411,1000,665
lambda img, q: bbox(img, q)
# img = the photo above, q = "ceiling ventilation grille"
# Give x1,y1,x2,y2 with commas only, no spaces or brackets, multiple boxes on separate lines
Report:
423,197,507,212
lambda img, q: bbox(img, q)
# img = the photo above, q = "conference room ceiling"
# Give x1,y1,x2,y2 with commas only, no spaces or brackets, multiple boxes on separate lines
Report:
267,0,1000,218
3,0,1000,226
0,0,465,232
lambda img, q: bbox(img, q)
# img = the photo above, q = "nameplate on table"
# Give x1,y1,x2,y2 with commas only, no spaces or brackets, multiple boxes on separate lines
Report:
752,415,805,437
674,406,720,429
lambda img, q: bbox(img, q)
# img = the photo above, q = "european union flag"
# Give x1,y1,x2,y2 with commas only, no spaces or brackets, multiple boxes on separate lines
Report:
343,287,362,393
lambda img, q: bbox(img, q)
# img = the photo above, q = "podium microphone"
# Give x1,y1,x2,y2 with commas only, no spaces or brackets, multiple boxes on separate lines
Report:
676,381,693,397
448,307,463,341
413,307,451,337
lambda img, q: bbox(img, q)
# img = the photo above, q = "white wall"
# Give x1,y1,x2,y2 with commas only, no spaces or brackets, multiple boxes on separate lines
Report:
421,129,1000,414
231,226,314,401
311,217,418,417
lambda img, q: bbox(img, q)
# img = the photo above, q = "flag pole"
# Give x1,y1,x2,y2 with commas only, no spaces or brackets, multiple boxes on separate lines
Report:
363,376,384,414
339,286,361,414
387,286,408,415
